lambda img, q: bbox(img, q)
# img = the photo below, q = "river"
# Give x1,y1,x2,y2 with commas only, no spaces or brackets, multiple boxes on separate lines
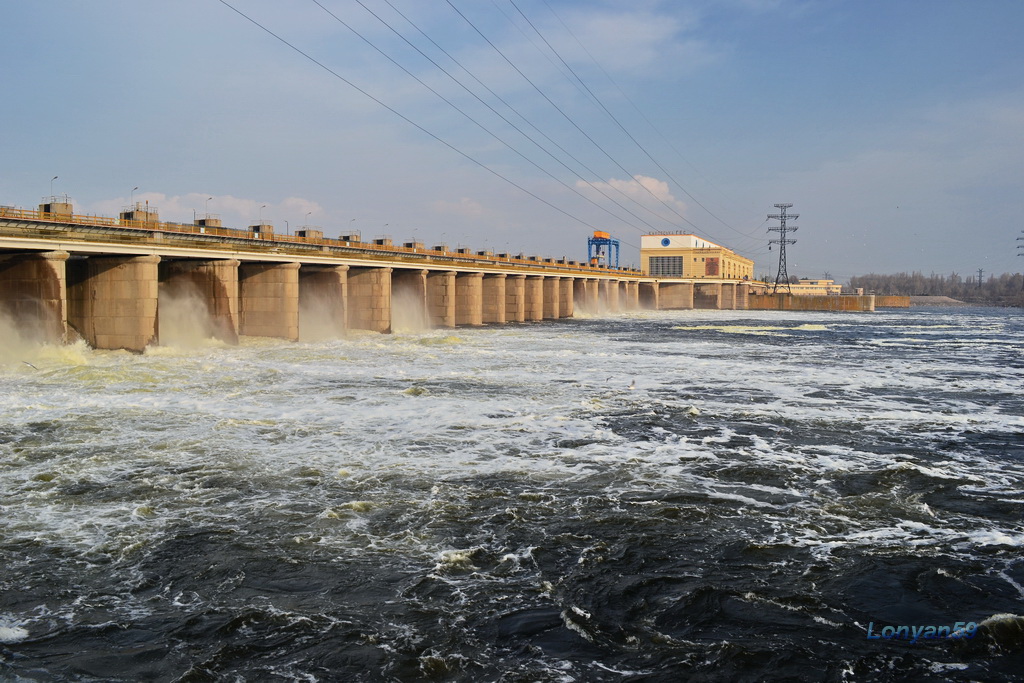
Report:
1,307,1022,681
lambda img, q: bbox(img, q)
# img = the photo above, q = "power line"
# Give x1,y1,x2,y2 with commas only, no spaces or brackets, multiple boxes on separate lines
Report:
507,0,746,241
379,0,687,234
444,0,704,233
334,0,675,236
215,0,608,235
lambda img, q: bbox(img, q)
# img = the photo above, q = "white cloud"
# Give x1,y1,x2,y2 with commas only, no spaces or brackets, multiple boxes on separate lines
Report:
578,174,687,214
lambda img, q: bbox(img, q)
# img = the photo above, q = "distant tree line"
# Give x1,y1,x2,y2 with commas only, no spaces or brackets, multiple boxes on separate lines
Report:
848,271,1024,306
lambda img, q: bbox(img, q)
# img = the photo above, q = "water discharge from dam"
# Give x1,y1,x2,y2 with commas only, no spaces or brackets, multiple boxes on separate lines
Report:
1,308,1022,681
391,286,429,333
157,282,223,349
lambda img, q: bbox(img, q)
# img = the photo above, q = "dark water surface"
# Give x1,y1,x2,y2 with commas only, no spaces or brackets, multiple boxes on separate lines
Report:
1,308,1023,681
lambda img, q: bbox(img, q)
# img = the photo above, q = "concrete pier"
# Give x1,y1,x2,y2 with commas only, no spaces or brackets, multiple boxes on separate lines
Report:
735,283,749,310
347,266,392,333
482,274,507,324
720,283,737,310
0,250,68,344
558,277,574,318
239,262,300,340
584,279,600,313
68,255,160,352
162,258,240,344
455,272,484,326
427,270,456,328
542,277,560,319
505,274,526,322
659,282,693,309
525,276,544,321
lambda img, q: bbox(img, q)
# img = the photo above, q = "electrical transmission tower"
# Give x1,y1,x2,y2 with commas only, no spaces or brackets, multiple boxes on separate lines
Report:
767,203,798,293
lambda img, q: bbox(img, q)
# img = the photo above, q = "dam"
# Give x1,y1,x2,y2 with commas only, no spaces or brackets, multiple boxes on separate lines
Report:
0,198,869,352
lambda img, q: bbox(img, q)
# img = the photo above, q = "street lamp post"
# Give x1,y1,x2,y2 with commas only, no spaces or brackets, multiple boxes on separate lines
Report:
50,176,58,197
131,186,139,208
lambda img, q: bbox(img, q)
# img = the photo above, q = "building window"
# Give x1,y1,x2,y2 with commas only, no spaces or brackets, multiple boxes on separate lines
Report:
649,256,683,277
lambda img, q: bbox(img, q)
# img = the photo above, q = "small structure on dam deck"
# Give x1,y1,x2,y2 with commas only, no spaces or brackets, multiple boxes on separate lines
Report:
120,202,160,227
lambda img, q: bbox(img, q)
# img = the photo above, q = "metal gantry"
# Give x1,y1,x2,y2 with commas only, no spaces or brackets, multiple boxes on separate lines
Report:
768,203,798,293
588,231,620,269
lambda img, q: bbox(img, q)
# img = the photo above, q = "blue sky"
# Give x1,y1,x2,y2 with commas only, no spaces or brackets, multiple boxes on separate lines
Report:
3,0,1022,281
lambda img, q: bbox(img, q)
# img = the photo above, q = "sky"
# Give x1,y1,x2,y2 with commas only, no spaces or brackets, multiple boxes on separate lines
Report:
2,0,1022,282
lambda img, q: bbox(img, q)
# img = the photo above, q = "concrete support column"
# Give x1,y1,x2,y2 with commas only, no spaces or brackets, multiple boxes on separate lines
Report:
298,264,347,340
482,274,507,324
585,279,600,313
559,277,574,318
542,277,560,319
347,266,392,333
455,272,484,326
426,270,456,328
67,254,160,352
524,276,544,321
735,283,750,310
639,282,659,310
239,262,300,340
162,258,240,344
392,269,428,331
505,274,526,322
658,282,694,310
721,282,737,310
0,250,68,344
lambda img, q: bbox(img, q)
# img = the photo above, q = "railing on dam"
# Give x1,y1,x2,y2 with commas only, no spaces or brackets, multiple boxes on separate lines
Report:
0,205,641,277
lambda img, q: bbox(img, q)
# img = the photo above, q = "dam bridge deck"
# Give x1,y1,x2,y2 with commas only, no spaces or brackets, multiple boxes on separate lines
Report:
0,206,862,352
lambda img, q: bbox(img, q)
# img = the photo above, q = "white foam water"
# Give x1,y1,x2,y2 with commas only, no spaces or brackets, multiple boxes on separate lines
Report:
0,307,1022,680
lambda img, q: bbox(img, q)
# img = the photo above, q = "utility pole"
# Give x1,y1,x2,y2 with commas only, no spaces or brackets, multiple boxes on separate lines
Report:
977,268,984,289
768,203,798,293
1018,231,1023,291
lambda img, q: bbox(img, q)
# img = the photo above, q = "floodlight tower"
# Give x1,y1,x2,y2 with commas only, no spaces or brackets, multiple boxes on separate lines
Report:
768,203,798,293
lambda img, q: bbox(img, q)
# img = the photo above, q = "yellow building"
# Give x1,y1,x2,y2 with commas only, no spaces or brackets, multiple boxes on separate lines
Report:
640,234,754,280
786,278,843,295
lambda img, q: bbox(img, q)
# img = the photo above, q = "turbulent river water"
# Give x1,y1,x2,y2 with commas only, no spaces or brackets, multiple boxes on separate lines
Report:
1,307,1023,681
